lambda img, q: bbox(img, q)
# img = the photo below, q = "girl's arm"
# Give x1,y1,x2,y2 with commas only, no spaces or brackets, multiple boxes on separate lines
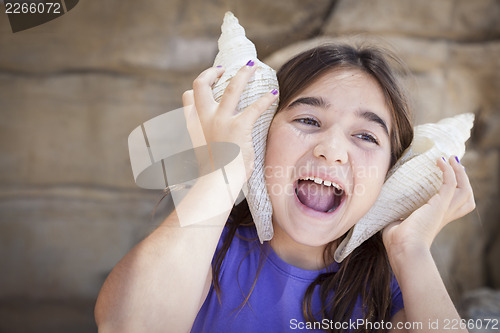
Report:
94,171,242,333
94,64,278,333
385,157,475,333
387,246,466,333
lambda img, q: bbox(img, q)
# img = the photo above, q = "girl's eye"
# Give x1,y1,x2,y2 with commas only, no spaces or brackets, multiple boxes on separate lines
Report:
294,117,320,127
355,132,379,145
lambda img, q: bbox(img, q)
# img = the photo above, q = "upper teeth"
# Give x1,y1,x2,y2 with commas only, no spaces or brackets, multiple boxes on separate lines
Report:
299,177,342,190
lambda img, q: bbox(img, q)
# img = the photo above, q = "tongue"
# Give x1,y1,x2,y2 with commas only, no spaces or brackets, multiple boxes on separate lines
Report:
296,180,336,212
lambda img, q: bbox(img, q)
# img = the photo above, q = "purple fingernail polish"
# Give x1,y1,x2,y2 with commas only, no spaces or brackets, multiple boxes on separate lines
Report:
246,60,255,67
216,65,222,68
442,157,446,162
271,89,278,95
455,156,460,164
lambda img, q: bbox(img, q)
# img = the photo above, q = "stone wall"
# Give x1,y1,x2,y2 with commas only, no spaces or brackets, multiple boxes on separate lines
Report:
0,0,498,331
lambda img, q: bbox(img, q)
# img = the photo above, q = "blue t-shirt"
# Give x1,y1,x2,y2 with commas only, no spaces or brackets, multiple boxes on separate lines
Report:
191,225,404,332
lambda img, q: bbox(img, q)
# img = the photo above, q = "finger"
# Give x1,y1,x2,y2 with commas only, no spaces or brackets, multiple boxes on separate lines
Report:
240,88,279,124
193,66,225,108
421,157,457,221
444,155,476,221
449,197,476,222
444,195,475,224
182,90,195,122
183,90,207,147
436,157,457,201
183,101,207,148
450,156,472,207
218,61,258,114
450,156,471,191
182,90,194,107
444,156,468,207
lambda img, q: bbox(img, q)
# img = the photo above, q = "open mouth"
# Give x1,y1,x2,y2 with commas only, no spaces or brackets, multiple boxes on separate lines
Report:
294,177,345,213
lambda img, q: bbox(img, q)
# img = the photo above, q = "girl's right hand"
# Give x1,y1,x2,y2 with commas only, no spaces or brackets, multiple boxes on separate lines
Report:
182,62,279,180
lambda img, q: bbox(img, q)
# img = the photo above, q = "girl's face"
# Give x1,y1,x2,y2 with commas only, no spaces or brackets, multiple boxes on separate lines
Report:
265,69,393,247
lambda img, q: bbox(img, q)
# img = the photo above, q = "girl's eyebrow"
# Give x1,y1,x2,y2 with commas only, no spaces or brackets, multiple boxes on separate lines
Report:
356,110,389,136
287,96,329,109
287,97,389,136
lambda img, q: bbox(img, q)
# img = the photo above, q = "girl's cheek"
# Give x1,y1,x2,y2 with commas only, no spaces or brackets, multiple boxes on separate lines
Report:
351,152,388,187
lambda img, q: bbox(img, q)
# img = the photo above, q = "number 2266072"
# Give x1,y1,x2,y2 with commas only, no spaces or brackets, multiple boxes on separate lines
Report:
5,2,62,14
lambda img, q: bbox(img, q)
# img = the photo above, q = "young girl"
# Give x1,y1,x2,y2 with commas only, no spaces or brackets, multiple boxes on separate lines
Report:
95,44,475,332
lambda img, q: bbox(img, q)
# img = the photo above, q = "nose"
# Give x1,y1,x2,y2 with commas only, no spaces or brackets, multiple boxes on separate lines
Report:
312,131,348,165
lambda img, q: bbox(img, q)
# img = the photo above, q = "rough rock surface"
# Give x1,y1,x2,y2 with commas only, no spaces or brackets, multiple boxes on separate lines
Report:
458,288,500,333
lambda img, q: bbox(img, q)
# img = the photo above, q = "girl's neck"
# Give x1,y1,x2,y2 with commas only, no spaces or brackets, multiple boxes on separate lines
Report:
269,223,337,271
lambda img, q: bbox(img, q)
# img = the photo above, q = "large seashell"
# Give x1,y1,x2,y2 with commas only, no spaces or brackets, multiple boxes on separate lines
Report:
334,113,475,262
212,12,279,243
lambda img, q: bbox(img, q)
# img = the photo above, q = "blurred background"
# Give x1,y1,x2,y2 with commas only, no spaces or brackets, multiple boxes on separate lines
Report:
0,0,499,332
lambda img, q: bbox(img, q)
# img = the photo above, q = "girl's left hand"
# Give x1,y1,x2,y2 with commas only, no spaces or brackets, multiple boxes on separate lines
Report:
382,156,476,256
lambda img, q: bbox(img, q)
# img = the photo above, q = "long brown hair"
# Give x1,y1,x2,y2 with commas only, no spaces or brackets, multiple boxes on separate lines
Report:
212,43,414,332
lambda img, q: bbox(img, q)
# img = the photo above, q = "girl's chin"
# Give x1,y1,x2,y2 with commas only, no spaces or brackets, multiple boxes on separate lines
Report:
274,196,353,245
278,214,349,248
282,229,342,251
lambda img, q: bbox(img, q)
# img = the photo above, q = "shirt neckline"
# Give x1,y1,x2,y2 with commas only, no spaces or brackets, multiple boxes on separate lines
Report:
266,242,340,281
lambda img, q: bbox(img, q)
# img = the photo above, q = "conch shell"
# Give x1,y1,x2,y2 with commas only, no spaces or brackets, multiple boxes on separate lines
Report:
334,113,475,262
212,12,279,243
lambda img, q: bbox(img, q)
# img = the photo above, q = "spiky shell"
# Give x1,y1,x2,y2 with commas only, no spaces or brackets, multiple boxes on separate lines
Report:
212,12,279,242
334,113,475,262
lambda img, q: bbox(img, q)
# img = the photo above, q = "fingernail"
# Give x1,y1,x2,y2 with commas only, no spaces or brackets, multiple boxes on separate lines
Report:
442,157,446,162
455,156,460,164
271,88,278,95
216,65,222,68
246,60,255,67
